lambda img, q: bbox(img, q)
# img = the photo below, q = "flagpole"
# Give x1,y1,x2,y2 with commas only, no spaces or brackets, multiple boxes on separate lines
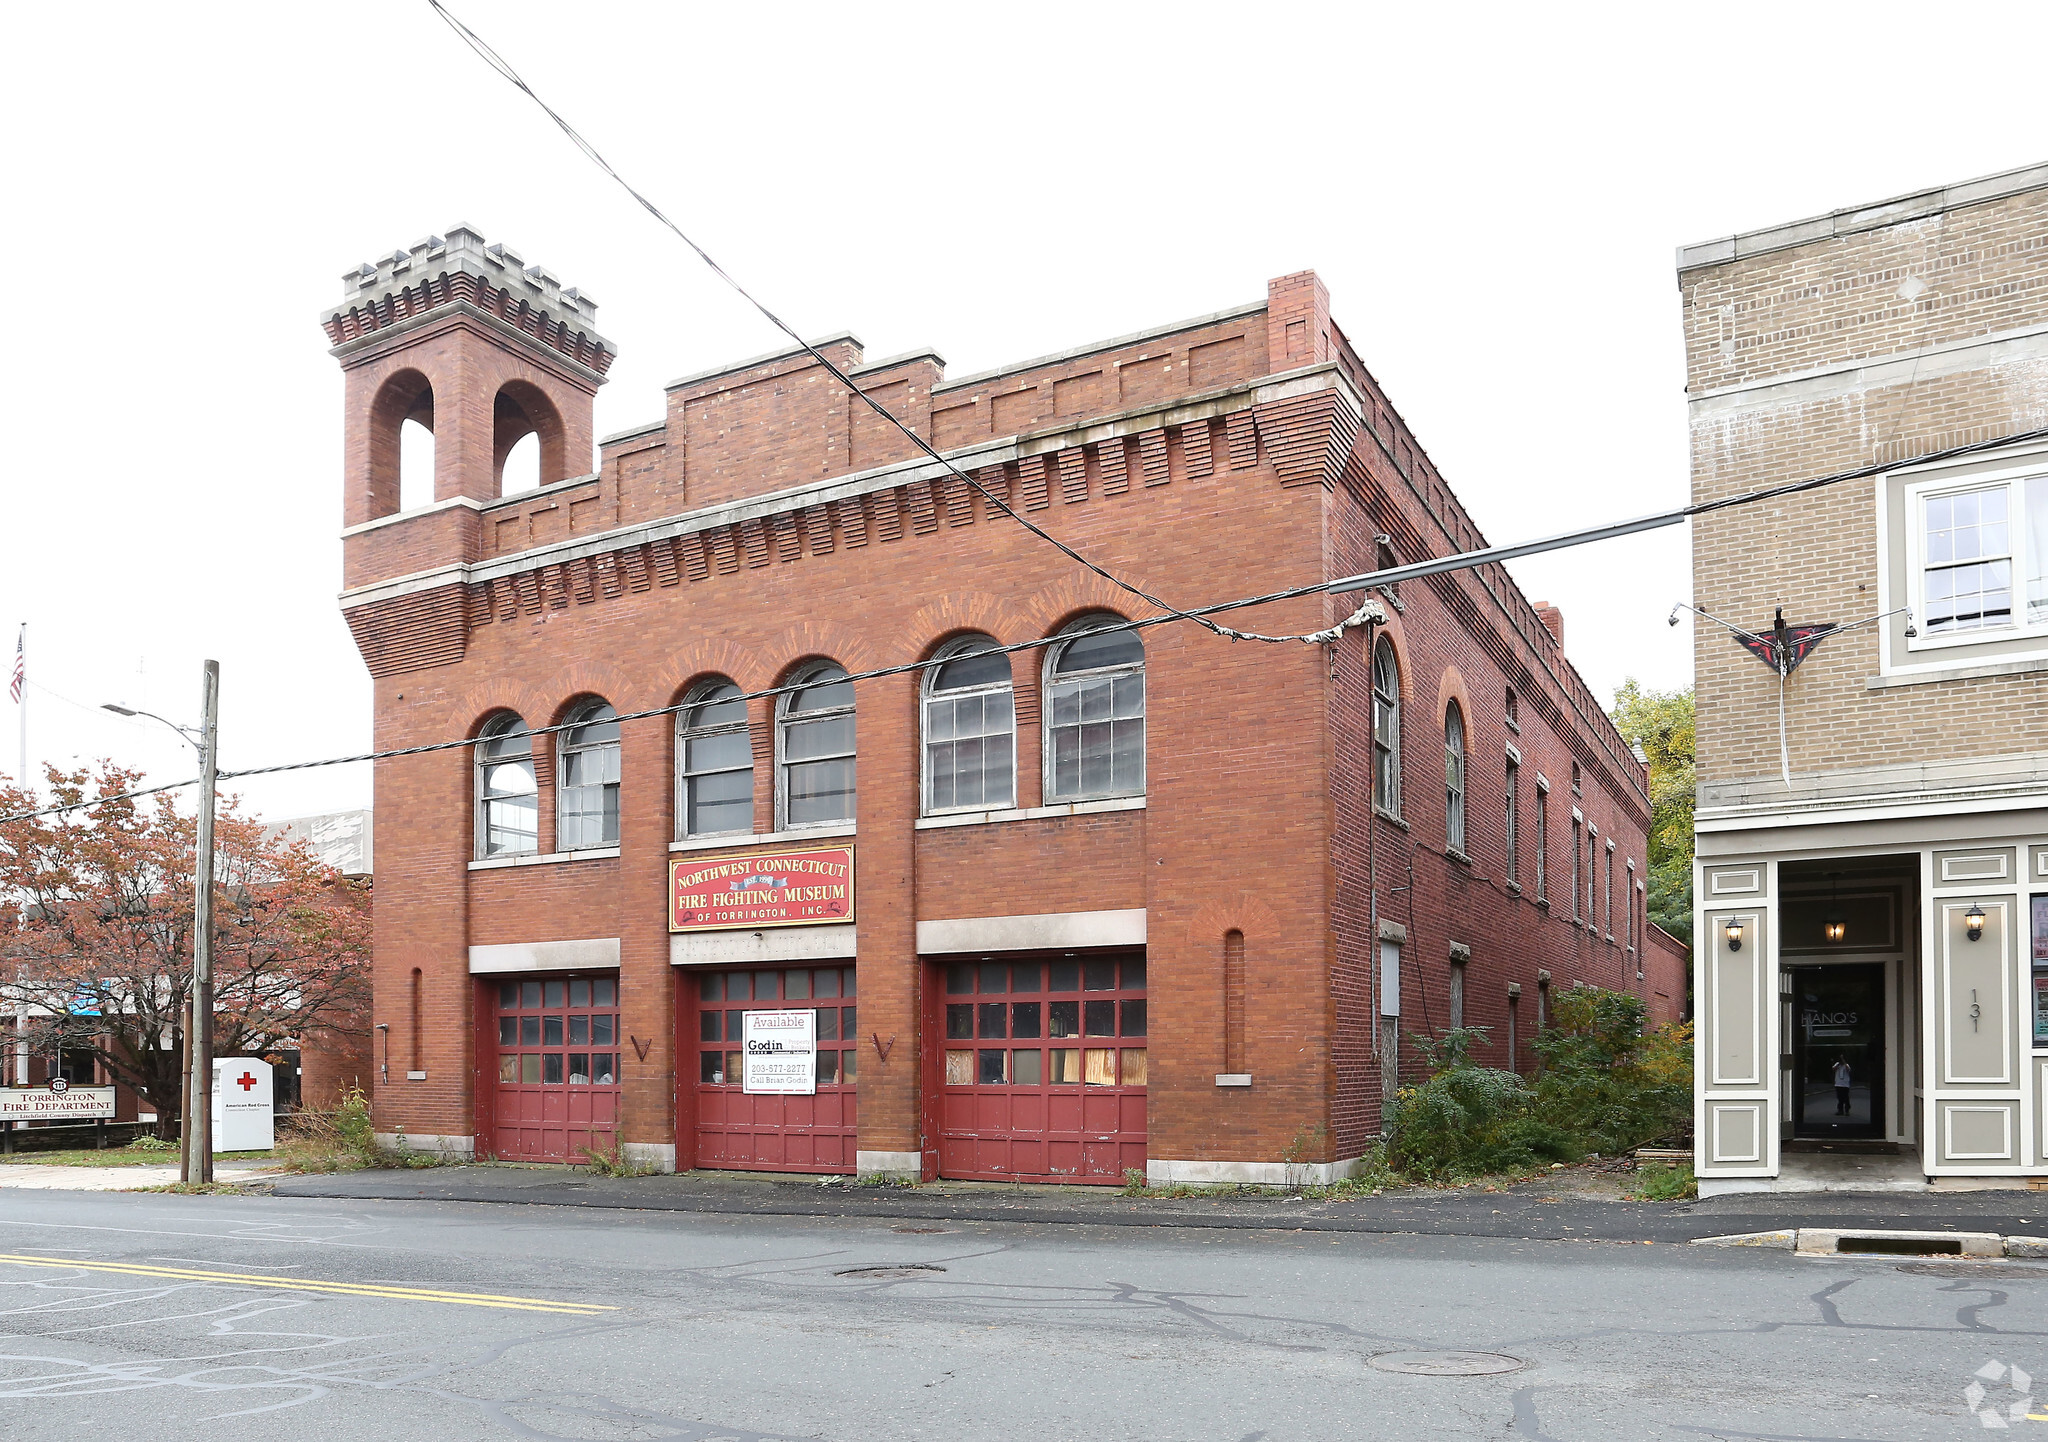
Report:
14,623,23,794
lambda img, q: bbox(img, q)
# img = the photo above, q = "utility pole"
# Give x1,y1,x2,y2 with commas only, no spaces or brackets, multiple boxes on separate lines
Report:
183,661,219,1186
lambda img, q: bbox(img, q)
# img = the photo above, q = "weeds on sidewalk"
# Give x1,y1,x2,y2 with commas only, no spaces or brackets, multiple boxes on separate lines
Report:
271,1088,455,1173
1627,1162,1697,1201
579,1141,657,1177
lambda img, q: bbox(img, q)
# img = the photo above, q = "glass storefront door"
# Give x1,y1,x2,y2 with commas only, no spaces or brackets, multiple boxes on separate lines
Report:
1789,964,1884,1140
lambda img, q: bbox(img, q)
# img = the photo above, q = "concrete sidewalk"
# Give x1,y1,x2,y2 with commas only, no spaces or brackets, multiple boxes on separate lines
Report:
0,1159,286,1191
267,1162,2048,1243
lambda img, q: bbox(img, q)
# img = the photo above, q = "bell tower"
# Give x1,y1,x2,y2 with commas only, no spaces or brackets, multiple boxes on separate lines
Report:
323,225,616,585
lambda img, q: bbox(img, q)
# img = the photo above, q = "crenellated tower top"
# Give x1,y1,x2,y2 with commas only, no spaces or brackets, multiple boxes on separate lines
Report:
321,223,615,377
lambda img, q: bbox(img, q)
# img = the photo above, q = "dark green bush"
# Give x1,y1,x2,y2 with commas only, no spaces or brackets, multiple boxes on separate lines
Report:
1386,1027,1576,1180
1531,985,1692,1156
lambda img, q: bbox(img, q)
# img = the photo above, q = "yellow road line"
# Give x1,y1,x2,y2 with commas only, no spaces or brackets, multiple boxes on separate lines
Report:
0,1254,617,1315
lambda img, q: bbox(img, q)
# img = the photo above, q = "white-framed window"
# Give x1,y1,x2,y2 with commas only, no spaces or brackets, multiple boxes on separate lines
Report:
1444,702,1467,856
1372,638,1401,816
1603,837,1615,941
1900,471,2048,645
778,662,856,828
475,711,537,858
677,679,752,838
558,699,621,850
1044,614,1144,802
924,636,1015,814
1570,813,1584,923
1534,775,1549,903
1504,755,1520,886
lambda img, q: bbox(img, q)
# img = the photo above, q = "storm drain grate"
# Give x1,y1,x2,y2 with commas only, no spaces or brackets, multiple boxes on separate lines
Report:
1369,1351,1524,1376
835,1264,948,1280
1838,1236,1961,1256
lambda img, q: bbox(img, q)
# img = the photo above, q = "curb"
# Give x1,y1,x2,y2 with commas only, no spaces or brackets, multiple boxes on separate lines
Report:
1695,1228,2048,1257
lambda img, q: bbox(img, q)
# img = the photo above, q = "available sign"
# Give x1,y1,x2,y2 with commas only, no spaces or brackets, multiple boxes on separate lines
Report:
742,1009,817,1095
669,845,854,933
0,1084,116,1121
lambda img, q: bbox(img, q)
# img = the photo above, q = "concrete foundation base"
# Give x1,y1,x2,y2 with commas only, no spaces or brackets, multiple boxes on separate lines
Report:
1146,1155,1374,1188
857,1149,920,1182
376,1132,473,1160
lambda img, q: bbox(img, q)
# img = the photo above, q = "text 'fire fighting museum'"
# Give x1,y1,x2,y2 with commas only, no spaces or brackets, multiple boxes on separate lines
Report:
327,228,1683,1182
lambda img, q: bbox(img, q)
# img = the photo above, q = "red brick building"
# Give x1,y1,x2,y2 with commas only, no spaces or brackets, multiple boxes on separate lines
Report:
327,227,1676,1181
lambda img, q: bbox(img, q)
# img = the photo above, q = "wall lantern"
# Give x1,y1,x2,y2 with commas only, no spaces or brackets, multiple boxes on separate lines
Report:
1823,872,1846,943
1724,919,1745,952
1966,903,1986,942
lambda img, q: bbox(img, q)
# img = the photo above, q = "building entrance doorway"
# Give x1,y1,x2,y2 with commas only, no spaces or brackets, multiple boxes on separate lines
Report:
1789,964,1884,1141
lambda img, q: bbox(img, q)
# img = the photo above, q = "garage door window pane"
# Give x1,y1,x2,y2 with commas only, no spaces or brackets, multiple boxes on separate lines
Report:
946,1050,974,1085
1084,1000,1116,1036
947,1004,973,1039
1049,1048,1081,1083
1121,1000,1146,1036
520,1053,542,1084
498,1017,515,1046
817,1051,839,1085
978,1003,1007,1039
1011,1002,1041,1038
1012,1049,1042,1085
1120,1049,1148,1087
1083,1048,1116,1086
978,1048,1009,1085
498,1055,517,1083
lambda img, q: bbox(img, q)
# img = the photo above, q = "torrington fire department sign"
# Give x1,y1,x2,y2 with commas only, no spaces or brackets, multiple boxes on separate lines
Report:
668,845,855,933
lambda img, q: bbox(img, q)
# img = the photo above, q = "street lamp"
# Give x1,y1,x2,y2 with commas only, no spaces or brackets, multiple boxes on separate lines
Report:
102,664,219,1186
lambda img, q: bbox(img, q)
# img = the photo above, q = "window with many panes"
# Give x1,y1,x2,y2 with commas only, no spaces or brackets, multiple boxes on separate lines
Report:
678,679,753,838
1570,815,1584,922
475,711,537,857
558,699,621,850
1916,477,2048,634
494,977,618,1086
1534,780,1549,902
1505,756,1520,886
1372,638,1401,816
696,966,857,1086
1444,703,1467,856
1045,616,1144,801
924,636,1015,813
943,955,1146,1089
779,663,856,827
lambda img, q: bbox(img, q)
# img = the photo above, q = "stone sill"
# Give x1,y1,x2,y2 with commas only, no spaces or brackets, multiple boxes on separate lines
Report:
670,823,855,853
915,797,1145,830
1868,656,2048,690
468,847,620,871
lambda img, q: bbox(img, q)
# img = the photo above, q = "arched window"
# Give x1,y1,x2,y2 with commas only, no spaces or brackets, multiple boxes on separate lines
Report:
923,636,1015,813
1045,614,1144,801
475,712,536,858
1444,702,1467,855
778,663,855,827
677,679,753,838
558,699,621,850
1372,639,1401,816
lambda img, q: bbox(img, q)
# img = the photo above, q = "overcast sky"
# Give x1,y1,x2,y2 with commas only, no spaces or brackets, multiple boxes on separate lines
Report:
5,2,2045,821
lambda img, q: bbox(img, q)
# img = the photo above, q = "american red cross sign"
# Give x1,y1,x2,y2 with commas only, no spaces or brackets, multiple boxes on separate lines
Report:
235,1071,258,1092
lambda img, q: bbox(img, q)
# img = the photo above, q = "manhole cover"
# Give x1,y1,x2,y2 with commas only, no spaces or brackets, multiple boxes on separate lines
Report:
835,1264,947,1280
1369,1351,1524,1376
892,1225,949,1234
1898,1263,2048,1280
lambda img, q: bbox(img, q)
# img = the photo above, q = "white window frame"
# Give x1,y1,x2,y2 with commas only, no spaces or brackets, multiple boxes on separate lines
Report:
1900,466,2047,653
1372,639,1401,818
676,678,754,840
922,636,1017,816
1444,702,1467,858
556,699,621,852
1504,752,1520,887
776,661,857,830
1042,614,1145,804
474,711,538,859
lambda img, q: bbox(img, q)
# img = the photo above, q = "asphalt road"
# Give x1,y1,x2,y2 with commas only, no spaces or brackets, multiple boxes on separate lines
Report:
2,1189,2045,1440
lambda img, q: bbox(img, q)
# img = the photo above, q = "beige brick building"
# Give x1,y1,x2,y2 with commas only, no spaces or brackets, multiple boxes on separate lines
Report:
1683,162,2048,1191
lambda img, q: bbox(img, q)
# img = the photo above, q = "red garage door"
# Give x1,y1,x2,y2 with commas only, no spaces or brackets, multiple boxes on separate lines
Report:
489,975,621,1162
936,953,1146,1183
692,965,858,1173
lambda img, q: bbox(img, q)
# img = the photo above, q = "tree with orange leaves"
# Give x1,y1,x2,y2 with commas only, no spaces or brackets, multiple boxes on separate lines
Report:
0,764,370,1136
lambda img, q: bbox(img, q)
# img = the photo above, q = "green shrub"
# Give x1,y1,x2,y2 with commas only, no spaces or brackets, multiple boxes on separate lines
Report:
1628,1162,1696,1201
1387,1027,1576,1180
1531,985,1693,1156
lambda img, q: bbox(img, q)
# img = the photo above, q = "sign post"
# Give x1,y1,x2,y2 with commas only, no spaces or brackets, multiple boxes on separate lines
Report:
211,1057,274,1152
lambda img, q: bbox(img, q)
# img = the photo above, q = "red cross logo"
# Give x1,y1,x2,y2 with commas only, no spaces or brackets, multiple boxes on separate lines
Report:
235,1071,258,1092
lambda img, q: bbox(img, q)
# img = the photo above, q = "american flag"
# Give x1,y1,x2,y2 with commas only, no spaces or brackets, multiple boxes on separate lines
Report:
7,627,20,705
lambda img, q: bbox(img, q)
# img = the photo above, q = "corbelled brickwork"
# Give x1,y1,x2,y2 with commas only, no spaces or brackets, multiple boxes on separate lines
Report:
334,253,1660,1175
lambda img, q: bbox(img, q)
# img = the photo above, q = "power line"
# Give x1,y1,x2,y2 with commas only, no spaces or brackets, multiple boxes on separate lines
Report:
8,416,2035,830
425,1,1346,645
